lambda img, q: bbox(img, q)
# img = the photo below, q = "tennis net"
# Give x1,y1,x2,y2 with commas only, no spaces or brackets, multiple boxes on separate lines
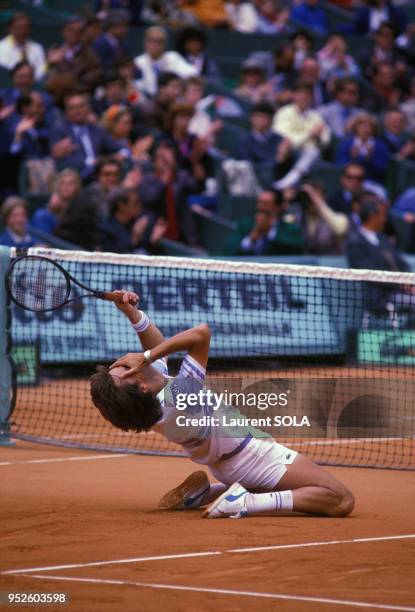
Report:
4,247,415,470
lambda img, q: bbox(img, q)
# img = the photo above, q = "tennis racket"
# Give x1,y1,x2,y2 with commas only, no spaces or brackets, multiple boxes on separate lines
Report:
6,254,135,313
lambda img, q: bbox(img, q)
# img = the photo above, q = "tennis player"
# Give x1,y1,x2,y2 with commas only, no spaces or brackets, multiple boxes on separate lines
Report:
90,291,354,519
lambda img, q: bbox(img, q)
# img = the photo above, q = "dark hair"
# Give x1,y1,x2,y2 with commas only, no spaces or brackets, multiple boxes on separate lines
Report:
96,156,122,177
359,199,382,224
90,365,162,432
175,26,207,56
104,71,126,87
16,95,32,115
11,60,33,78
8,12,30,29
108,187,130,216
251,102,275,117
157,71,180,89
342,162,365,176
334,77,359,96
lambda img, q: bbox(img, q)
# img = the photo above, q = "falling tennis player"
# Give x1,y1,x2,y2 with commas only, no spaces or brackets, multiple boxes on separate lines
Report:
90,291,354,519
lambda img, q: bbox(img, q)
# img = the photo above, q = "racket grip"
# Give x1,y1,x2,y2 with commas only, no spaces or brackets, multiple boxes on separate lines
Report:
96,291,138,306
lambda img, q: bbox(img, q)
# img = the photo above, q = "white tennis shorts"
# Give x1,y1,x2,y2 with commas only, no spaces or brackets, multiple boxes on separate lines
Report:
208,438,298,491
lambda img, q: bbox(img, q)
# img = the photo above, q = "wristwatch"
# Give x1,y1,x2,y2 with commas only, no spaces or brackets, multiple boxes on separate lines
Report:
143,349,152,363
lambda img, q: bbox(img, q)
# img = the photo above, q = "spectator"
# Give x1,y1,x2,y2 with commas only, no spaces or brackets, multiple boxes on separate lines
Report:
400,75,415,132
291,29,314,69
102,105,154,161
255,0,291,35
381,108,410,156
329,162,367,223
365,22,404,74
297,56,328,107
317,35,360,82
392,187,415,221
349,0,408,35
272,85,331,189
319,79,362,139
83,157,124,220
141,0,199,28
267,42,297,106
32,169,82,234
117,57,146,105
365,62,403,112
291,182,349,254
93,72,131,115
46,17,102,103
0,13,46,81
139,141,200,246
92,10,131,70
50,93,129,180
138,71,183,132
183,77,222,142
94,0,143,25
0,196,37,248
226,189,304,255
53,193,100,250
291,0,329,35
0,62,54,118
134,26,197,99
234,58,274,105
175,26,222,84
225,0,259,33
336,113,390,185
9,92,51,161
99,187,166,253
163,103,211,182
346,199,415,316
236,102,292,181
180,0,230,28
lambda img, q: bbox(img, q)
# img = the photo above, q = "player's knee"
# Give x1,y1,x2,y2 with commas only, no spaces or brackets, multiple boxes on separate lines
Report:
329,487,355,517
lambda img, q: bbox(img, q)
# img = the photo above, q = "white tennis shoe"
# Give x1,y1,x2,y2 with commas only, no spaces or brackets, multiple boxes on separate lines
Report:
158,471,210,510
202,482,248,519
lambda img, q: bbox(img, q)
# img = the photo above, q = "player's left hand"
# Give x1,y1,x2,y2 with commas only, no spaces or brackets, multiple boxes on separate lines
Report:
109,352,147,378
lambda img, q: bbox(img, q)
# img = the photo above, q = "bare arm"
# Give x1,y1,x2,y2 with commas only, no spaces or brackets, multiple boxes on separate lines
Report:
111,290,165,350
111,324,211,378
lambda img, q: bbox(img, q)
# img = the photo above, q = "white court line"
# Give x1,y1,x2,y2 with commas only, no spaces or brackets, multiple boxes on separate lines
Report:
2,534,414,576
17,574,415,612
0,454,127,466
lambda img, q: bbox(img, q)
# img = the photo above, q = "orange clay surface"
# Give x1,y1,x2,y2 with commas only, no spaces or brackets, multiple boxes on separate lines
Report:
1,440,414,612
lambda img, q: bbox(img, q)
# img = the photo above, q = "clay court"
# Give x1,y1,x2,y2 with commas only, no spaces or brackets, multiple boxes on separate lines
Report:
1,436,415,612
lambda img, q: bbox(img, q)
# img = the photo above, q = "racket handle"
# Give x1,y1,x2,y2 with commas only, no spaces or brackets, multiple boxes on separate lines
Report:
96,291,139,306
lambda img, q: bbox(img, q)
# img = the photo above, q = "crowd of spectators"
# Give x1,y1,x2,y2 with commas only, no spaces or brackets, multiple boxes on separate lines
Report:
0,0,414,273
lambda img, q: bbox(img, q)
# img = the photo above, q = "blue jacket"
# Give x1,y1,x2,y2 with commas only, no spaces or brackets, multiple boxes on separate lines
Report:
291,3,329,35
335,137,390,184
92,33,130,69
0,228,37,248
50,120,126,178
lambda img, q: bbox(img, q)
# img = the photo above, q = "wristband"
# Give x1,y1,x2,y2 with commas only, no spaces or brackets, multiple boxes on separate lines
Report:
143,349,152,363
131,311,150,333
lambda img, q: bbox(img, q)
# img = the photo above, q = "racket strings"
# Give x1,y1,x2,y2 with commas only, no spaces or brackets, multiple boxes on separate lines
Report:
10,259,69,311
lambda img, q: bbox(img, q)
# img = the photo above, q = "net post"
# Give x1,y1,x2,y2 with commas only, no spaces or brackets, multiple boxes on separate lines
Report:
0,246,14,446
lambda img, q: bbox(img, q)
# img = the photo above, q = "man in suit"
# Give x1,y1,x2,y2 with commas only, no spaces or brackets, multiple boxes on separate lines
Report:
226,189,304,256
346,199,415,316
319,78,362,139
92,10,130,70
236,102,292,181
50,92,129,180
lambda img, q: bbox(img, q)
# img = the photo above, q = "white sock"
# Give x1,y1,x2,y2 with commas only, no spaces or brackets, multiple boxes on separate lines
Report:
245,490,294,515
198,483,227,507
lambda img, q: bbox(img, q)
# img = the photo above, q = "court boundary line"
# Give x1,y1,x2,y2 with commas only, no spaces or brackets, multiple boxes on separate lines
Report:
2,533,414,576
0,454,128,466
15,573,415,611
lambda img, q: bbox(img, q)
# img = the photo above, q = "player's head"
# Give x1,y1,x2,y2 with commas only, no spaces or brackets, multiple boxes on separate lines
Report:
90,366,162,432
